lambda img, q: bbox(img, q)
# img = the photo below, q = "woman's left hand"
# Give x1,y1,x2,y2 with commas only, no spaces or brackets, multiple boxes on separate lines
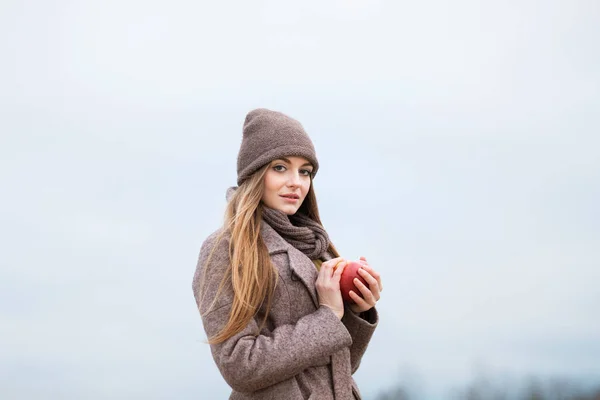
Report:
349,256,383,314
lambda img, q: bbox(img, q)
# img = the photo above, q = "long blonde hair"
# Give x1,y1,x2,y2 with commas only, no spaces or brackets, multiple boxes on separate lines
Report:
201,164,340,344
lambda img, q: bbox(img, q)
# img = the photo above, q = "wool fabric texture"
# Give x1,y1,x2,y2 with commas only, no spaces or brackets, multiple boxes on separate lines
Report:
226,186,331,260
193,220,379,399
236,108,319,186
262,207,331,261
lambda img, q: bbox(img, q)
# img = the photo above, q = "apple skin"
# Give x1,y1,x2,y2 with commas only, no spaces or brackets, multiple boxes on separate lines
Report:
339,261,368,304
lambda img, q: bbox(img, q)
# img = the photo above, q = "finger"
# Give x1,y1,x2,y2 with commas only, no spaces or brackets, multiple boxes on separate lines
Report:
327,257,345,266
332,261,348,281
359,263,379,280
332,259,346,273
349,290,372,311
322,257,342,271
358,268,381,298
319,258,345,284
354,277,378,303
331,259,348,281
359,264,382,292
325,257,345,272
317,258,333,281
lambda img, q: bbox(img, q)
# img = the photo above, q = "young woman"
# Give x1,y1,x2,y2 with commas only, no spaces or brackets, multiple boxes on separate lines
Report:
192,108,383,399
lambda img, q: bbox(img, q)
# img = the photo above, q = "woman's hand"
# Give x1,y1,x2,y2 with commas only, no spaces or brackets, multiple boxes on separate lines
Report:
349,256,383,314
315,257,348,319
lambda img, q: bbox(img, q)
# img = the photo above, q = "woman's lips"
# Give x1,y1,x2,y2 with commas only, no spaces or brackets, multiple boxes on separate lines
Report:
280,195,299,203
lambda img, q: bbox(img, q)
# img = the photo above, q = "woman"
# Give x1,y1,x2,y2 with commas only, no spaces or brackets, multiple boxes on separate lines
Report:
192,108,383,399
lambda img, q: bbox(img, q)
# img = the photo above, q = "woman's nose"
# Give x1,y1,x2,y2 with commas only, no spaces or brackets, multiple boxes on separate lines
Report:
287,172,301,186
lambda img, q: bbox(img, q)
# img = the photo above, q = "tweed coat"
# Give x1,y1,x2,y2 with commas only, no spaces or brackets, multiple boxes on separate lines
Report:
192,220,378,399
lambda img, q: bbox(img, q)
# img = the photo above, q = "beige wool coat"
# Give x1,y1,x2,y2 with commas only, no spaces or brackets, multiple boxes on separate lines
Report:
192,220,378,399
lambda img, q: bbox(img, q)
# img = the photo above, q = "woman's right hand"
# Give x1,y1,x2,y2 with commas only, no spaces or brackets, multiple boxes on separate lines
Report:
315,257,347,319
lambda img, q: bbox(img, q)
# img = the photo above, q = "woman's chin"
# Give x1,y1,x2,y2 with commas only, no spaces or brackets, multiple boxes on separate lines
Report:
275,204,299,215
281,206,298,215
263,198,301,215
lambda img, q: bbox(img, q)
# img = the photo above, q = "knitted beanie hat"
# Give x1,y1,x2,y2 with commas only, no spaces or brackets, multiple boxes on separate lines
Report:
236,108,319,186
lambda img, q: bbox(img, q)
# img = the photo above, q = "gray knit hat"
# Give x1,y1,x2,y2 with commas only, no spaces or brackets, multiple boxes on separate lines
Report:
236,108,319,185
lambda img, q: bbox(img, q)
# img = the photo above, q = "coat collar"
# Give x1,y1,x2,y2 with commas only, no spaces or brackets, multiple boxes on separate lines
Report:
259,219,289,255
261,220,333,308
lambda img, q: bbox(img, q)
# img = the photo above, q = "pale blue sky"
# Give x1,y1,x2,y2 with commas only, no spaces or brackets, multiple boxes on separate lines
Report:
1,1,599,399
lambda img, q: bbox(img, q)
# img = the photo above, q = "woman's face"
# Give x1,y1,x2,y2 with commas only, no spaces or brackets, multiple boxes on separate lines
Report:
262,156,313,215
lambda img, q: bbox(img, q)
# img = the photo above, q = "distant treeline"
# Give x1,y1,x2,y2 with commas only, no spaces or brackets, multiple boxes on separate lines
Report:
374,375,600,400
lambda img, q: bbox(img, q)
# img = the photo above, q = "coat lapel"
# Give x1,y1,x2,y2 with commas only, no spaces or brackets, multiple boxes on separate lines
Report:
260,220,320,308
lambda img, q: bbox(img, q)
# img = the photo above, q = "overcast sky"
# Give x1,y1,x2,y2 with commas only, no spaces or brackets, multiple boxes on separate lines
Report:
1,1,599,399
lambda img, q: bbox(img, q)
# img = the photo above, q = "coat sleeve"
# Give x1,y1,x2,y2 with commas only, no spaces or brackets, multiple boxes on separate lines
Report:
192,231,353,393
341,305,378,374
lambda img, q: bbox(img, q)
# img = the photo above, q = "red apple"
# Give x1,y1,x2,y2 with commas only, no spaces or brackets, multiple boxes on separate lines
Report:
339,261,368,304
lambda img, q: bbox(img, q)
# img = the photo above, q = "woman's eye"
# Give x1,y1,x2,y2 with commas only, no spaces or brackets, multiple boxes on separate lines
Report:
273,165,312,176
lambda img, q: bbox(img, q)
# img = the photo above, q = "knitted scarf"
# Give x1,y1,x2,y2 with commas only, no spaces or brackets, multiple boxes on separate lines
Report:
226,186,331,260
262,206,331,260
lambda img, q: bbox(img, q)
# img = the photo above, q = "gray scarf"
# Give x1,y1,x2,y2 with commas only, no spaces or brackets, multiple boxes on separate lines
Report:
226,186,331,260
